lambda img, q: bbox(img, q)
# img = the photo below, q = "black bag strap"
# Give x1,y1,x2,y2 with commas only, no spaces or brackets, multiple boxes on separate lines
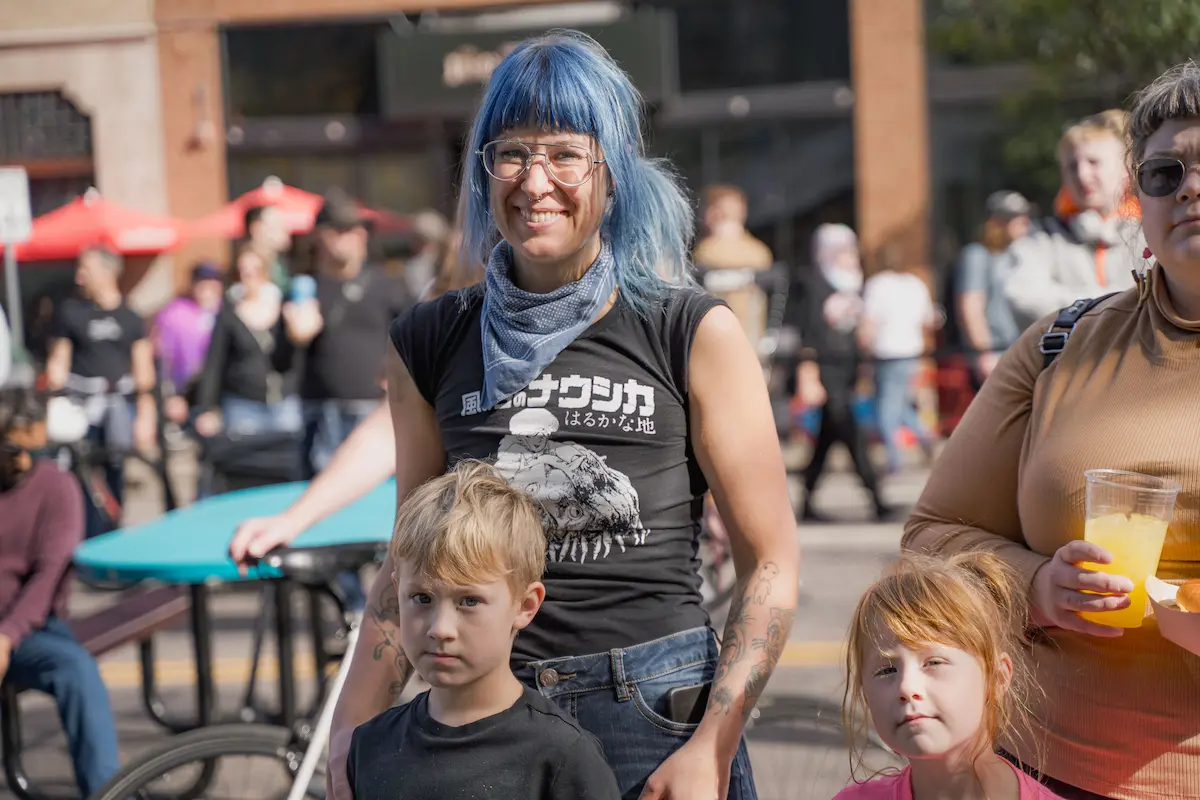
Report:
1039,293,1118,369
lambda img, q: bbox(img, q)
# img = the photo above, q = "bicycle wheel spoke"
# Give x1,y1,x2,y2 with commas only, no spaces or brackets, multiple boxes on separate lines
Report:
93,726,327,800
127,751,315,800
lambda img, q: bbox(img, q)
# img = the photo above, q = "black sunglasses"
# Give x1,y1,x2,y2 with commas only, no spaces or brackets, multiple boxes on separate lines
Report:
1137,157,1191,197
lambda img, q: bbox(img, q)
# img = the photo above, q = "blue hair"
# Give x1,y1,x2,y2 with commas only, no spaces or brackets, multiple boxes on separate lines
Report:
460,29,695,315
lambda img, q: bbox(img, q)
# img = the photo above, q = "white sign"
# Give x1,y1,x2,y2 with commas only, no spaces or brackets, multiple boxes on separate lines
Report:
0,168,32,244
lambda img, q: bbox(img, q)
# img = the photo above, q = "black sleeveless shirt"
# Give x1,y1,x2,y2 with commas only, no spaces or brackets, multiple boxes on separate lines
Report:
389,284,723,665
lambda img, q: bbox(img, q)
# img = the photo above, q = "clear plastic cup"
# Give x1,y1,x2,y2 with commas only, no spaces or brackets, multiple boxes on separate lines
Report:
1078,469,1182,628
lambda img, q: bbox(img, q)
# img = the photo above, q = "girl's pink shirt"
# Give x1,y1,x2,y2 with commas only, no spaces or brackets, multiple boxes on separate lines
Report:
832,763,1067,800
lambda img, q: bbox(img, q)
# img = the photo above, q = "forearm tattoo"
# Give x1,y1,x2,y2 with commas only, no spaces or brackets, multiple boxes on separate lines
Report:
707,562,795,720
367,590,412,702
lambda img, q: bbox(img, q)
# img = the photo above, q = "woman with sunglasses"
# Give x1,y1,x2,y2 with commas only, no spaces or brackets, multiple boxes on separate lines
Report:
1003,110,1143,329
294,31,796,800
904,62,1200,800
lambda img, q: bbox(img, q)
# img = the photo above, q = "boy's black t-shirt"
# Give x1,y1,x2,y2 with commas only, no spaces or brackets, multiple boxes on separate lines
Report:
347,686,620,800
52,297,144,384
389,284,722,666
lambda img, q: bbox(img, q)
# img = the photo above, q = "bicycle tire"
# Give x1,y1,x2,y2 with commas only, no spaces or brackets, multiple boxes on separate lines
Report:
89,724,322,800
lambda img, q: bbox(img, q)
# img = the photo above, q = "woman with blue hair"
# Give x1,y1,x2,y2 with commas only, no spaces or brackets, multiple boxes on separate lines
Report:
231,30,797,800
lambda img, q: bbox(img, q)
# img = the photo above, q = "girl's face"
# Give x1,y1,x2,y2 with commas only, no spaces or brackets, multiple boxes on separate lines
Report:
862,628,1011,763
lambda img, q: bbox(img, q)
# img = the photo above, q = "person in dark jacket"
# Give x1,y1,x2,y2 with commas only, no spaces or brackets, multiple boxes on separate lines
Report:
797,223,890,522
193,246,300,439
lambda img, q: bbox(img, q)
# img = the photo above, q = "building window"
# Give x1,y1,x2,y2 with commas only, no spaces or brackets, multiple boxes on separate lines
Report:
0,90,95,217
0,91,92,162
224,24,384,119
650,0,851,91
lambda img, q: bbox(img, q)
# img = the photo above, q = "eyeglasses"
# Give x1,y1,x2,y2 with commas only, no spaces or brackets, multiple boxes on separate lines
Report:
478,140,606,188
1137,157,1194,197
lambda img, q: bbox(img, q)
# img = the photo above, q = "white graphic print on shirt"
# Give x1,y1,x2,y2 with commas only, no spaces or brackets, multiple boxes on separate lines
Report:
492,407,647,564
464,372,658,435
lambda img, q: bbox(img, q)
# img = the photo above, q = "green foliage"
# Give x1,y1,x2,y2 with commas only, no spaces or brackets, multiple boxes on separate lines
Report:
929,0,1200,203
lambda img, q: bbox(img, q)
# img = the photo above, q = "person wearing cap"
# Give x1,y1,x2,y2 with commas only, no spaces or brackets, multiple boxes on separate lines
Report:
955,191,1032,381
282,189,414,607
154,262,224,424
1004,110,1143,327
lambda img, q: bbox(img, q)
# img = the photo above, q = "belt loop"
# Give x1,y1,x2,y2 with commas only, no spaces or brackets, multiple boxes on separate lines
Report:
610,647,630,701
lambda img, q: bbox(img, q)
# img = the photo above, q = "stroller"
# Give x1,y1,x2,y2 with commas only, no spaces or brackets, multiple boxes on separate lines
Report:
196,428,308,497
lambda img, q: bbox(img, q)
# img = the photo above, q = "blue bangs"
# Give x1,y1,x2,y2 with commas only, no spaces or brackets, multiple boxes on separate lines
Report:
461,30,695,315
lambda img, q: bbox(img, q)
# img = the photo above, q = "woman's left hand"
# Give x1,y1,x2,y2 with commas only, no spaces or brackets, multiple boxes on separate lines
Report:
638,738,729,800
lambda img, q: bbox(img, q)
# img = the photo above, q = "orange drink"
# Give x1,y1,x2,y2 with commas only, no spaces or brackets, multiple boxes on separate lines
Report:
1077,470,1181,629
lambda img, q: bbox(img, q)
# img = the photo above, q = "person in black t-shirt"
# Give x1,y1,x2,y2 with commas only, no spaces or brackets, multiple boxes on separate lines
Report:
235,33,797,800
282,190,412,612
347,461,619,800
45,246,157,537
283,190,413,477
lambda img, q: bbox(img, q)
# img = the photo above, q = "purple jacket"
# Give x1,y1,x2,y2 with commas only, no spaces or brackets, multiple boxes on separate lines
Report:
154,297,218,389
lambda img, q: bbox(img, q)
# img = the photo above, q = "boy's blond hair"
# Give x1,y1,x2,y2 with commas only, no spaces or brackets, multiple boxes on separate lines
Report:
389,460,545,594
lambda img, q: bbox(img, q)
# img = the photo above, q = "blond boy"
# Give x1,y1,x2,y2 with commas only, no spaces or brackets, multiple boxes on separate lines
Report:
346,461,619,800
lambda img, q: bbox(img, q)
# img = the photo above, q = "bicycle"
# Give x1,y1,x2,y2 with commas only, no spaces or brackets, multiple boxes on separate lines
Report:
46,384,179,534
87,541,385,800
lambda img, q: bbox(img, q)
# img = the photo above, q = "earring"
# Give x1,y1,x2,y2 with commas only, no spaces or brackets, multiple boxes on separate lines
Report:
1143,247,1153,260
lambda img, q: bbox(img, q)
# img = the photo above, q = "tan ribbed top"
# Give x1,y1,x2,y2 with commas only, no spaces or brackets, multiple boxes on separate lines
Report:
904,267,1200,800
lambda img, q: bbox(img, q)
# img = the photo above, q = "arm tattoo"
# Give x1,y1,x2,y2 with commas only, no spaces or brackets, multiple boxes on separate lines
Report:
367,592,412,689
707,562,794,720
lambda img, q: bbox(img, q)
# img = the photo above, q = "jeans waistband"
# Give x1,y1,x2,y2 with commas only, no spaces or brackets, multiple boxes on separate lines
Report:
521,626,718,700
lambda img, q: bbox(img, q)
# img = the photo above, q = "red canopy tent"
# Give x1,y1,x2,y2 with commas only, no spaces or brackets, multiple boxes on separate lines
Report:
187,177,411,239
2,189,187,261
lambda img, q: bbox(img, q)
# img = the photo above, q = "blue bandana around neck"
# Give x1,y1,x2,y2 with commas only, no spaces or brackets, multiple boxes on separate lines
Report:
480,239,617,410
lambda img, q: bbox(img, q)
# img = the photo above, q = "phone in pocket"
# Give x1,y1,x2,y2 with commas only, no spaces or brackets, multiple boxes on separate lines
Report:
665,682,712,725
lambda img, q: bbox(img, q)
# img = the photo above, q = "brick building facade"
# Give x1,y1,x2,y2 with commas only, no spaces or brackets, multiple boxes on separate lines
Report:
1,0,931,296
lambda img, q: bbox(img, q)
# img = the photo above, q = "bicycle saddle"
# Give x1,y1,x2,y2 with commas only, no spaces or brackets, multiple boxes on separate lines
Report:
260,541,387,586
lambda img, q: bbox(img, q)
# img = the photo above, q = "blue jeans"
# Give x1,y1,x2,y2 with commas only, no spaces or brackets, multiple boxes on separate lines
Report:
221,395,303,436
520,627,758,800
6,617,120,796
82,398,135,540
873,358,926,472
303,399,378,612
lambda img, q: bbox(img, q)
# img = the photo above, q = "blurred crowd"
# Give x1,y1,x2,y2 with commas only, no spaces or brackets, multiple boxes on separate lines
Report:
0,103,1144,537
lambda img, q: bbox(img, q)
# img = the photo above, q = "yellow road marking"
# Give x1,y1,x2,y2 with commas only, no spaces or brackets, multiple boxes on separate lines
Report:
89,642,849,689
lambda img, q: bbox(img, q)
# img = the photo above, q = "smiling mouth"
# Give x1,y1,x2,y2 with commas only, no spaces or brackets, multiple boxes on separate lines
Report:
521,209,566,223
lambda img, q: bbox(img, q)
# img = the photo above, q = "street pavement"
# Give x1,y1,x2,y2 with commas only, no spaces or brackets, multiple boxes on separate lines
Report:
2,446,924,799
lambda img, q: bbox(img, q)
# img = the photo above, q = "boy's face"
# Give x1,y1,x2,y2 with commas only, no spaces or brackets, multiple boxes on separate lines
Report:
395,559,544,688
